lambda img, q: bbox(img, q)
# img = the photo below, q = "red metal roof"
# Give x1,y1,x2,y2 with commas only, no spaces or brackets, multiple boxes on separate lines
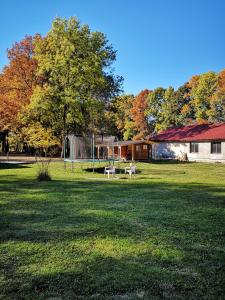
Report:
151,123,225,142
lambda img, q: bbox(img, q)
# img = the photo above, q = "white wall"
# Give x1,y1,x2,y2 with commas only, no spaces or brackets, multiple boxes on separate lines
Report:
155,142,225,163
155,142,187,158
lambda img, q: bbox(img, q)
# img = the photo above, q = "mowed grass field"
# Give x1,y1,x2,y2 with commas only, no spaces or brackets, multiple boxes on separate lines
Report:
0,161,225,299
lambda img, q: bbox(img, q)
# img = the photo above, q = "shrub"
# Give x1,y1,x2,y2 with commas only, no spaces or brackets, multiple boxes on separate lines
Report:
36,158,52,181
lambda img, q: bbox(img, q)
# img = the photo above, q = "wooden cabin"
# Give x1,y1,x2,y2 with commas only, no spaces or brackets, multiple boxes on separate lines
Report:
96,140,155,161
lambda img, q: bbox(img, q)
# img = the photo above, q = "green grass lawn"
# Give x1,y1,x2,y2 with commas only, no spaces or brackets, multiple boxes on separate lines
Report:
0,161,225,299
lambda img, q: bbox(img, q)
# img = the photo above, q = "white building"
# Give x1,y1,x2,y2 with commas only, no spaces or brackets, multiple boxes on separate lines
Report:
151,123,225,163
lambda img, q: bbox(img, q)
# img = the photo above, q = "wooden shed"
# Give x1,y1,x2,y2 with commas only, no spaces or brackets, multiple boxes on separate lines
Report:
96,140,156,161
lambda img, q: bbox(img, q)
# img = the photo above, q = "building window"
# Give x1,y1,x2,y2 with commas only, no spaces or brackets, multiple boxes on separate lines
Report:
136,145,141,152
190,142,198,153
211,142,221,154
143,145,148,150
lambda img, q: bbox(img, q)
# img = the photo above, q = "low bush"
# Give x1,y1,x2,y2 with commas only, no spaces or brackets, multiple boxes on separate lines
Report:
36,158,52,181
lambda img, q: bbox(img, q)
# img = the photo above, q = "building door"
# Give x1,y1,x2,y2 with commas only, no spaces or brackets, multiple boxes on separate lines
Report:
148,144,152,160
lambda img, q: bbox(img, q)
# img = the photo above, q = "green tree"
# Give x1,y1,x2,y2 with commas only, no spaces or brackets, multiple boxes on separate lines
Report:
146,86,189,132
105,94,134,140
208,69,225,122
28,17,122,144
175,83,194,124
146,87,166,132
159,86,181,130
191,71,218,122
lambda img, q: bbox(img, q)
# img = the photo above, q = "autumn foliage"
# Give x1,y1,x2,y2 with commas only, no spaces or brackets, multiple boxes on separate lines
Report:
130,89,151,140
0,35,40,131
0,17,225,153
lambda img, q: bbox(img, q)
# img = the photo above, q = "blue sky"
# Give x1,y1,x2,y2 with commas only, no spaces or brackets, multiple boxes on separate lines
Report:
1,0,225,94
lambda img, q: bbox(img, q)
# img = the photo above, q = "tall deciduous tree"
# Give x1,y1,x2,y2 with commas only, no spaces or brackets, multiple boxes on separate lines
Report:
22,123,60,155
105,94,134,140
130,89,151,140
146,87,166,132
158,86,182,130
209,69,225,122
0,35,40,131
29,17,122,143
146,86,190,132
177,83,194,124
191,71,218,123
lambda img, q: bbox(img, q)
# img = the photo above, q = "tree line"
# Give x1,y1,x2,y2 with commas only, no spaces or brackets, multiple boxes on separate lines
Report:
109,70,225,141
0,16,225,153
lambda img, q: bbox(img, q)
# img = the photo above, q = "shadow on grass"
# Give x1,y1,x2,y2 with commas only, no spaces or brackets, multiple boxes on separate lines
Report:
85,166,185,176
0,176,225,299
149,160,195,165
0,163,32,170
85,167,144,175
2,252,218,300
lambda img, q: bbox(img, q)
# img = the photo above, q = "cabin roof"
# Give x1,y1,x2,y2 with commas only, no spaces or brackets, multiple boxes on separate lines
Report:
96,140,153,147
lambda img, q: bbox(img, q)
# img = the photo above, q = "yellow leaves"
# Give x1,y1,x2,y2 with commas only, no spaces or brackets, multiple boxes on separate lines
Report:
22,123,60,149
197,119,209,125
181,104,190,115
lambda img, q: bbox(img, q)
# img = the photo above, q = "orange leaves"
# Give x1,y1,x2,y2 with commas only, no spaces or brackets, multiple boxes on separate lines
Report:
187,75,200,90
218,69,225,92
197,119,209,125
0,35,40,131
181,103,190,115
130,89,151,140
